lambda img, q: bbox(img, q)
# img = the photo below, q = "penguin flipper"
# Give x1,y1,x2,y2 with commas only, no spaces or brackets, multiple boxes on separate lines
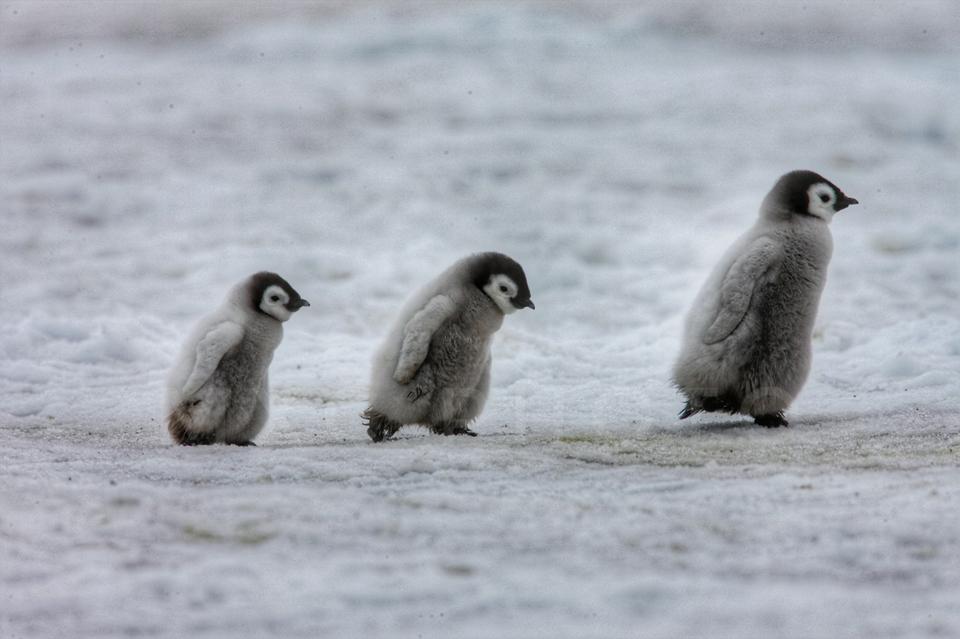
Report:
181,321,244,398
393,294,456,384
703,238,783,345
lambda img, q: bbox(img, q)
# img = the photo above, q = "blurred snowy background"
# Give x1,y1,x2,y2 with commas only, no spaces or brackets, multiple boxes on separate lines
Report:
1,1,958,637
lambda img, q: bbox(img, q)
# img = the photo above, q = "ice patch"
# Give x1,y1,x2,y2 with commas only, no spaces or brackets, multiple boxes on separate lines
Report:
880,353,925,379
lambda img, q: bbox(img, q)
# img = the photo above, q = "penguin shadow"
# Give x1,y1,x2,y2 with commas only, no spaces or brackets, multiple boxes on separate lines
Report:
672,413,864,433
672,418,780,434
362,430,526,443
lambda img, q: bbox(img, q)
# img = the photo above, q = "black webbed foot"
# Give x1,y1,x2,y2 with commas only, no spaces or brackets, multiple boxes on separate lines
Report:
179,432,217,446
754,412,789,428
432,422,478,437
702,392,741,414
362,408,403,442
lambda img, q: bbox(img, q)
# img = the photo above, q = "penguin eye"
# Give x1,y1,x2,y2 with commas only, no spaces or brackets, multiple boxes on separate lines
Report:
819,193,830,203
270,295,280,302
499,285,508,293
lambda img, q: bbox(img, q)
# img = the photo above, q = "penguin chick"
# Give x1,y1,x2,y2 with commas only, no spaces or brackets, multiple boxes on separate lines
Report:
165,272,309,445
363,252,534,442
673,170,858,427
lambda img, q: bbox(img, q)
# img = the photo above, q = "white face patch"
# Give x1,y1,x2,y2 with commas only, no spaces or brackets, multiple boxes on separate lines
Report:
483,274,519,315
806,183,837,221
259,284,292,322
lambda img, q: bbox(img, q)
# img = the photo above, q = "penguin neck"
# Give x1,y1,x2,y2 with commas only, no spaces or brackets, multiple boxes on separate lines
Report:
250,310,283,331
468,286,506,335
752,209,834,268
759,201,833,226
232,301,284,342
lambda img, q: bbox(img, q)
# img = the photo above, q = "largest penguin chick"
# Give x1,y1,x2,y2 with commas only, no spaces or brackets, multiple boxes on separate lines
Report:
673,170,858,427
363,252,534,442
166,272,309,445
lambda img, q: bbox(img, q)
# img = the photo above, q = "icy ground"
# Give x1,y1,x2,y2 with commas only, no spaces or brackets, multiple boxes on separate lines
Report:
1,1,959,637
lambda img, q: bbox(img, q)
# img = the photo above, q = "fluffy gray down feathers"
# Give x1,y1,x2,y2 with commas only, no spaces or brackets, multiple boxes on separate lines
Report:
673,210,833,418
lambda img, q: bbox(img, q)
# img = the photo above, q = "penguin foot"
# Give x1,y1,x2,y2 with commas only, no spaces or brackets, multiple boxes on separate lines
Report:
362,408,402,442
754,412,788,428
172,428,217,446
232,440,257,446
679,392,741,419
702,393,741,414
433,422,478,437
178,435,217,446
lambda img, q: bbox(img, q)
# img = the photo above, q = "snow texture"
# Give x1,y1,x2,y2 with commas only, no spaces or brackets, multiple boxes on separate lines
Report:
1,1,959,637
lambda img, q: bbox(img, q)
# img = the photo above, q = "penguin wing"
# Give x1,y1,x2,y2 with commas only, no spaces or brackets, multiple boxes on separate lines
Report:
181,321,245,397
393,294,457,384
702,238,784,345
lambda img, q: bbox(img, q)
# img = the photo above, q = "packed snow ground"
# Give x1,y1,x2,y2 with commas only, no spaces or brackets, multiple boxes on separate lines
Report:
1,2,959,637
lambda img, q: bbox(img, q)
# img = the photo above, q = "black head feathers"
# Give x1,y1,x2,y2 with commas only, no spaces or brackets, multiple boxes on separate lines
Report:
469,252,534,310
247,271,309,313
770,170,858,214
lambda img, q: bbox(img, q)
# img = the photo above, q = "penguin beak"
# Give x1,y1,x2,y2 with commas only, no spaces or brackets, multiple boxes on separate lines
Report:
835,195,859,212
511,298,535,310
287,299,310,311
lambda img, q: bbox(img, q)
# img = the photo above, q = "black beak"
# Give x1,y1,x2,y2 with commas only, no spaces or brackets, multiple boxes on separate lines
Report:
835,195,859,212
511,298,535,310
287,299,310,311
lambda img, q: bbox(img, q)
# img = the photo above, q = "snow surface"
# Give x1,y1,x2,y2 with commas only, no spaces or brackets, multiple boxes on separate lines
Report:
1,1,959,637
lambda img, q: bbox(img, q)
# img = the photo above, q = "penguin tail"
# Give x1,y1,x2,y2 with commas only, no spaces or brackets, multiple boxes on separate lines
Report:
167,401,216,445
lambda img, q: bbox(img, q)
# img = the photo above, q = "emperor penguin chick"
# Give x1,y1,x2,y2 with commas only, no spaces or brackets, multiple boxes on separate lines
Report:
166,272,310,445
363,252,534,442
673,170,858,427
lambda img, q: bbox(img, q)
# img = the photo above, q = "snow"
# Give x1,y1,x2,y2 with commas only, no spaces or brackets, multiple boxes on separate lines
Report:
1,1,959,637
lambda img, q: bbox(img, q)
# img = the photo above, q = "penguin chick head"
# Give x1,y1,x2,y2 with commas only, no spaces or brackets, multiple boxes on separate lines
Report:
765,170,858,222
247,271,310,322
470,252,535,315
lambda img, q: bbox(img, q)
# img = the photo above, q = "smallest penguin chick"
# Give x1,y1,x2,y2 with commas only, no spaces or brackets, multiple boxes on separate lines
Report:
165,272,309,446
363,252,534,442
